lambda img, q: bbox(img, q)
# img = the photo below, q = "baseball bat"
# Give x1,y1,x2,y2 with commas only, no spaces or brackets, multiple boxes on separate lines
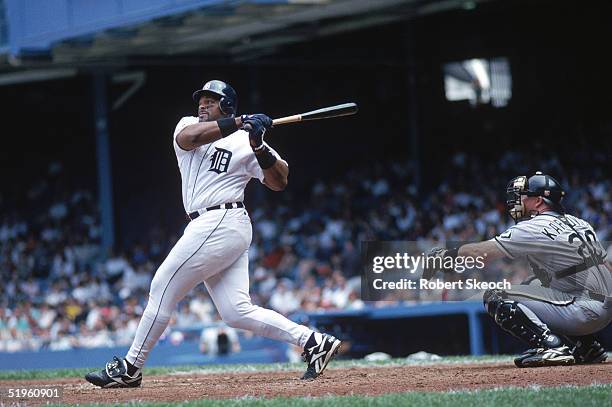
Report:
272,102,358,126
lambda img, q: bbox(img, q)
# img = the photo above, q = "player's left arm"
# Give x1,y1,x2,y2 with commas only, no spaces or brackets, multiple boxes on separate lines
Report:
458,240,506,263
261,157,288,191
457,222,534,263
423,240,506,281
243,114,288,191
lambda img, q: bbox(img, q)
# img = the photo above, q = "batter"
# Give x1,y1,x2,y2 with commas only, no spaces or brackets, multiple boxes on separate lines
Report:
85,80,341,388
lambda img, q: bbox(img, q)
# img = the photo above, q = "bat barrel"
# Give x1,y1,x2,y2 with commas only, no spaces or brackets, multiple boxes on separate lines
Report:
301,102,358,121
270,102,358,127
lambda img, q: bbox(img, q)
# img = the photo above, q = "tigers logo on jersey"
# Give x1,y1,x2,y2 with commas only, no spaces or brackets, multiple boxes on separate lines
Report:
209,148,232,174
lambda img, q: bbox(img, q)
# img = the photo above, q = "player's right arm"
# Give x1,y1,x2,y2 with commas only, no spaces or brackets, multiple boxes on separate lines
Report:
176,117,244,151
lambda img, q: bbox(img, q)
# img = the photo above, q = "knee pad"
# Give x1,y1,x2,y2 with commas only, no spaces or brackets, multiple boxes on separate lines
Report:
489,298,561,349
483,289,505,317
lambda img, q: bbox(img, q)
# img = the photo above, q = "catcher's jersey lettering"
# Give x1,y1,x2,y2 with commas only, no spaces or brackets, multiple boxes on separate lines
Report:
209,148,232,174
493,212,610,294
173,116,285,212
541,216,580,240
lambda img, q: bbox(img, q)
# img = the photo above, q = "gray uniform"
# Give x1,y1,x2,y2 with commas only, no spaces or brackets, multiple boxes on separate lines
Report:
493,211,612,336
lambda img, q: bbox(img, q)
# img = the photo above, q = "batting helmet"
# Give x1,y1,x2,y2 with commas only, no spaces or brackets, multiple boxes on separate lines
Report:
506,171,566,221
192,80,238,116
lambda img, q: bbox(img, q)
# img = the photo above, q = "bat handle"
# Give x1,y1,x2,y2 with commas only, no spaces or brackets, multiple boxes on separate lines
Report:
272,115,302,126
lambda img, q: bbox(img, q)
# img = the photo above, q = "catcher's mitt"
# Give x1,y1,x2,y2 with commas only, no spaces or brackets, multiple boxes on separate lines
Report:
422,247,452,280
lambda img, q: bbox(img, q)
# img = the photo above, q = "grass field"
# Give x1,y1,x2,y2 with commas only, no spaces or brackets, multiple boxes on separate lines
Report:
26,385,609,407
1,356,609,406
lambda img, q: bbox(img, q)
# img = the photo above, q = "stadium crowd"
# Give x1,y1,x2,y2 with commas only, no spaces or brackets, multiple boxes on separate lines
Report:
1,149,610,352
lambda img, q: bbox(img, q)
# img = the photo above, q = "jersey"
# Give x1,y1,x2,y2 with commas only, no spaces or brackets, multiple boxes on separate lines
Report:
493,211,610,295
173,116,285,212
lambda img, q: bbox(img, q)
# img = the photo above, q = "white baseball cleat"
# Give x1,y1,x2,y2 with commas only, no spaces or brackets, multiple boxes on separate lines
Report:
514,346,575,368
301,332,342,379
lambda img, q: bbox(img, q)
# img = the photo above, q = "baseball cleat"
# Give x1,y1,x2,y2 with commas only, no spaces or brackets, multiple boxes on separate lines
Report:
586,351,606,364
301,332,341,380
85,356,142,388
514,346,575,368
575,349,607,364
571,337,608,364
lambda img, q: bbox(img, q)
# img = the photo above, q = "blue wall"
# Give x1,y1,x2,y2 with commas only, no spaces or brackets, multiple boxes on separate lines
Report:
2,304,611,371
0,336,289,371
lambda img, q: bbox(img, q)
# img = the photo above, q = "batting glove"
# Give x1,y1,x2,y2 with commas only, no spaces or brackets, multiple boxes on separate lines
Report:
242,117,266,150
240,114,273,129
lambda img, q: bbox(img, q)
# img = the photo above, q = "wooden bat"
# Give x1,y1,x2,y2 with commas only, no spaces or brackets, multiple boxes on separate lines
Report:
272,102,358,126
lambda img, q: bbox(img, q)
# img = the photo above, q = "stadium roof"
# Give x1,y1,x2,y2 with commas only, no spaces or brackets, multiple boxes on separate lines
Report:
0,0,491,72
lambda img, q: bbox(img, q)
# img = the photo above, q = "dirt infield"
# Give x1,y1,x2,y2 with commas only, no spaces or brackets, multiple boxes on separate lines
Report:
3,362,611,405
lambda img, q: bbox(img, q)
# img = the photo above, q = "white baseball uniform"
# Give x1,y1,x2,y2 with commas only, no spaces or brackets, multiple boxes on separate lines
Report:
125,116,313,368
491,211,612,336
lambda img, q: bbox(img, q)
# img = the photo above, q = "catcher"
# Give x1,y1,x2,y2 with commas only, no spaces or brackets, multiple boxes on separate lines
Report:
426,172,611,367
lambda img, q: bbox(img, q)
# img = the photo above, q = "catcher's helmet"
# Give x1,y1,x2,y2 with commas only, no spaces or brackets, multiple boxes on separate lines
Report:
192,80,238,116
506,171,566,222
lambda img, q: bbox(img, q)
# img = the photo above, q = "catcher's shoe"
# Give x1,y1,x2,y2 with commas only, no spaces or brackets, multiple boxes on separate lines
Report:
85,356,142,388
301,332,341,380
514,346,575,368
571,337,608,364
578,349,607,364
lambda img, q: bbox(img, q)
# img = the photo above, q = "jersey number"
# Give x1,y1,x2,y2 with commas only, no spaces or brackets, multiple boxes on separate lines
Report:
568,229,603,261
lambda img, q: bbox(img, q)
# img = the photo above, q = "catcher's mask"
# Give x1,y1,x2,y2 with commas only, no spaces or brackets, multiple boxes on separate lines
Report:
506,171,566,222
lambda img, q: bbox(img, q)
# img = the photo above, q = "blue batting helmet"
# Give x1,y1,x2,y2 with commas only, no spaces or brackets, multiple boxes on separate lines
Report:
192,80,238,116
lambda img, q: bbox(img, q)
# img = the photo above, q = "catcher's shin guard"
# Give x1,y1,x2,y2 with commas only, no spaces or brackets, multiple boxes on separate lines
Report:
484,290,562,349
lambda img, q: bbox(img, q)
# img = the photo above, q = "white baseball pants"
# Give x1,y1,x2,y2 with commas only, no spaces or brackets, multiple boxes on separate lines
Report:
126,207,312,368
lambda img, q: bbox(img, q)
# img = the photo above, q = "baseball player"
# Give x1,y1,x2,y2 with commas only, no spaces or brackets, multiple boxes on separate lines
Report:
426,172,611,367
85,80,341,388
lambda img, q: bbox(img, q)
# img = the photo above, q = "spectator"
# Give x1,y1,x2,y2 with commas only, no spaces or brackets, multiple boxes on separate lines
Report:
199,319,241,356
0,149,609,352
